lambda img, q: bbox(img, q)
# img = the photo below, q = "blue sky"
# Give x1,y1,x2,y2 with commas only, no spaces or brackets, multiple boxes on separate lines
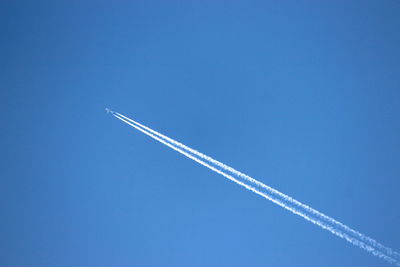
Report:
2,1,400,266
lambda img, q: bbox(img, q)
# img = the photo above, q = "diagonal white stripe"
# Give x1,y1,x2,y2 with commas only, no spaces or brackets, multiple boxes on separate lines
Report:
112,112,400,266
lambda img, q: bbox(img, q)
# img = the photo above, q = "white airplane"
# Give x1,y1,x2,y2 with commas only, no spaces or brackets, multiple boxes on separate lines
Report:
105,108,114,114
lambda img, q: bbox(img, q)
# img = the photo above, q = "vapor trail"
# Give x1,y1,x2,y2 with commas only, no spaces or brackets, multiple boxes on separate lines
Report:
114,112,399,259
111,111,400,265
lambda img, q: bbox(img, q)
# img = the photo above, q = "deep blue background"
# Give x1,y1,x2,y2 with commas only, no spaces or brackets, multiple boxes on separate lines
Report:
2,1,400,266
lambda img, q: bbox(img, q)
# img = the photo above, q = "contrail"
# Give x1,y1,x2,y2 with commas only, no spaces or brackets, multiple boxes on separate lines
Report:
114,111,399,259
110,110,400,265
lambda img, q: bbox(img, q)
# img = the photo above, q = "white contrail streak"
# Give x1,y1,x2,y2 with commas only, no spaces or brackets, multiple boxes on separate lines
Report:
111,111,400,265
114,111,399,259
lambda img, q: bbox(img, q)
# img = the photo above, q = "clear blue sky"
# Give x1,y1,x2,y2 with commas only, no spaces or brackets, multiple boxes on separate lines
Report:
2,1,400,266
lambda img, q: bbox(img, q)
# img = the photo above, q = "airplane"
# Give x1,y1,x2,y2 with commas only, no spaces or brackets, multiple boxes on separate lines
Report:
105,108,114,114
